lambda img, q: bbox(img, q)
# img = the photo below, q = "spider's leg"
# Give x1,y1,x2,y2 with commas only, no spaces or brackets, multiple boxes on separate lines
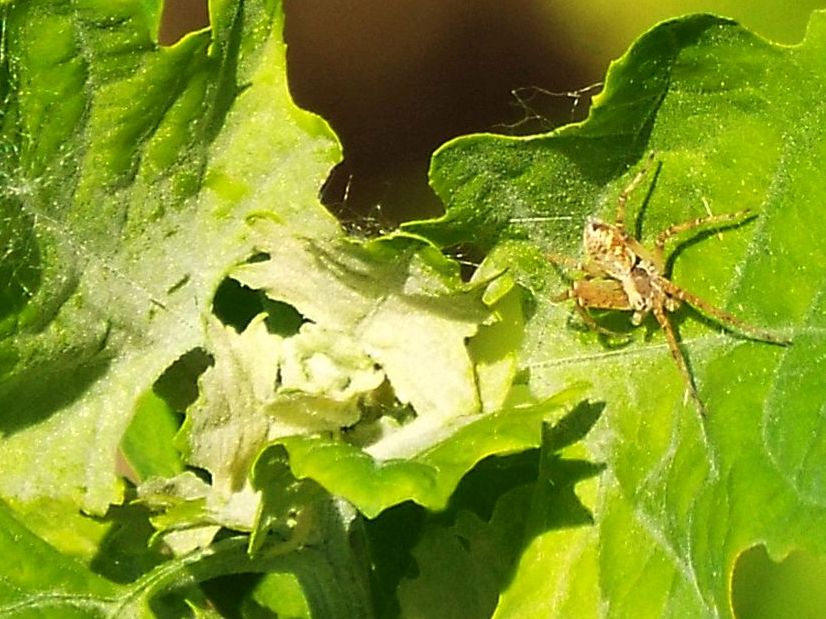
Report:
659,280,792,345
615,151,656,229
549,278,630,337
654,209,753,265
548,253,607,278
651,303,706,415
550,287,574,303
547,252,582,272
574,303,628,337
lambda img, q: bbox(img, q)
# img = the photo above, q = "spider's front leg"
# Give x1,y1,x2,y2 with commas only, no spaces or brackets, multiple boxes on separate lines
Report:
630,308,650,326
652,208,754,269
547,253,625,337
547,252,605,278
615,151,657,229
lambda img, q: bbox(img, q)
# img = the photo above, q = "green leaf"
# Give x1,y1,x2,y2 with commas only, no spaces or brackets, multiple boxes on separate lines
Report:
731,546,826,619
407,11,826,617
243,572,311,618
394,402,604,619
0,499,123,617
121,389,185,481
0,0,339,514
277,389,583,518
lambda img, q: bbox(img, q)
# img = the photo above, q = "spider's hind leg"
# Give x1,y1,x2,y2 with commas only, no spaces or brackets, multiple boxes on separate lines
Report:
660,279,792,346
572,304,630,338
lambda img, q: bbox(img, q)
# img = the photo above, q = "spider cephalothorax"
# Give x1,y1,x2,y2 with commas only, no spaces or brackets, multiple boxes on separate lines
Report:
549,155,791,413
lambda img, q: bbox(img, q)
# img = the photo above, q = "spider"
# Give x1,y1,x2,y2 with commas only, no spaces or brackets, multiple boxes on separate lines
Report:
548,154,791,414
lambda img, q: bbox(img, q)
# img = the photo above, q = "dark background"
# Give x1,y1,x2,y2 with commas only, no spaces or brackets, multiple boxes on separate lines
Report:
158,1,822,225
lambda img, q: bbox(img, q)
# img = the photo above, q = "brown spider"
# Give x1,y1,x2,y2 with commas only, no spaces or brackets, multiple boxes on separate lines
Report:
549,155,791,414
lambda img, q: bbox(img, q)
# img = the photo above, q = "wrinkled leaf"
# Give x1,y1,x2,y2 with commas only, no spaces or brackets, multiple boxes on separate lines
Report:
278,389,584,518
232,217,490,428
142,221,513,534
0,0,339,514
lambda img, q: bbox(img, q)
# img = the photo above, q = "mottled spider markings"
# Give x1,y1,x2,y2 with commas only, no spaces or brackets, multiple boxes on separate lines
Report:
548,154,791,414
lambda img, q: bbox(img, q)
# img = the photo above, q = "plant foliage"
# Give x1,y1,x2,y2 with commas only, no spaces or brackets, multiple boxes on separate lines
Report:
1,0,825,617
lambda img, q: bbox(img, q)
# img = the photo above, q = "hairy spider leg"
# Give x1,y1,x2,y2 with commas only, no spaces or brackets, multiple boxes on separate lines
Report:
547,252,582,273
548,265,633,337
550,287,616,334
651,302,707,414
573,303,627,337
615,151,657,229
653,208,754,268
547,252,606,278
659,279,792,345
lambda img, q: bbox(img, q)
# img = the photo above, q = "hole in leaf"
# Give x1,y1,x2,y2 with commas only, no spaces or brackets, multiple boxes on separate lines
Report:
263,298,305,337
732,545,826,618
320,161,393,239
120,389,185,483
187,464,212,486
213,276,305,336
212,278,264,332
153,348,213,413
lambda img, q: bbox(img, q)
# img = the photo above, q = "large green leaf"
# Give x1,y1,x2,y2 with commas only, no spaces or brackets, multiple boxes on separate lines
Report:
0,499,122,617
0,0,339,514
277,391,580,518
406,11,826,617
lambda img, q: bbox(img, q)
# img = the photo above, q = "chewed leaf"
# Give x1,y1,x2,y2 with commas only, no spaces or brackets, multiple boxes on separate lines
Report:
270,322,386,428
154,316,376,536
145,213,530,534
0,0,340,514
232,215,490,426
181,315,280,496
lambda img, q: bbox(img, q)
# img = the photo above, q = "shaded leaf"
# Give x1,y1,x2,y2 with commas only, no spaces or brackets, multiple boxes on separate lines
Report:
0,499,122,617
